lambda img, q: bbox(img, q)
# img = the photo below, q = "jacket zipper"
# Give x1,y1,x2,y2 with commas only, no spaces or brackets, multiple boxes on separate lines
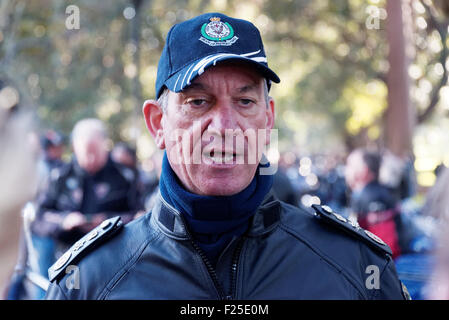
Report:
229,238,244,300
170,208,225,300
172,206,245,300
190,237,245,300
190,239,227,300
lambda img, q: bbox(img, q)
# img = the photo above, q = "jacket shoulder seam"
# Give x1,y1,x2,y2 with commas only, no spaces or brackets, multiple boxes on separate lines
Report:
279,221,368,298
311,204,392,256
99,223,162,299
48,216,124,282
367,254,392,300
55,281,70,300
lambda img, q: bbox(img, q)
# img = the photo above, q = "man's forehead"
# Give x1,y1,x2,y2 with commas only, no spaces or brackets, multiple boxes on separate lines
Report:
181,81,262,94
75,133,105,145
181,63,265,93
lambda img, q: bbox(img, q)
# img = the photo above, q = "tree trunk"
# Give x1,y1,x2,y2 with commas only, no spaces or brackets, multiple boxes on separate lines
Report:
385,0,415,158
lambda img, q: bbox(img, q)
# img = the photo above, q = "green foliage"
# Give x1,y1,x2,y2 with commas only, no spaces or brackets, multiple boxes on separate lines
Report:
0,0,447,155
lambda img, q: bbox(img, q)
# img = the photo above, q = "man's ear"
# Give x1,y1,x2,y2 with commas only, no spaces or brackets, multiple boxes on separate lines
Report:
265,97,275,145
142,100,165,149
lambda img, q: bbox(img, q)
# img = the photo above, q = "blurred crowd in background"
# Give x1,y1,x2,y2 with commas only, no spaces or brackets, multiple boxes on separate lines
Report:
0,100,447,300
1,0,449,301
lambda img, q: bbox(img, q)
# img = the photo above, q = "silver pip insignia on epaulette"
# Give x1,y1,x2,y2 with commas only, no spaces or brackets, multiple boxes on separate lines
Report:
48,216,123,282
312,204,392,256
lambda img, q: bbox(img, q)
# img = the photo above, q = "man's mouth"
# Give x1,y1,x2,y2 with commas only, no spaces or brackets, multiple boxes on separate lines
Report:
202,150,238,164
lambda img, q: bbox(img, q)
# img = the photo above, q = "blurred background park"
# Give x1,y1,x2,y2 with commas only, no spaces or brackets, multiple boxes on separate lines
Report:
1,0,449,299
0,0,447,185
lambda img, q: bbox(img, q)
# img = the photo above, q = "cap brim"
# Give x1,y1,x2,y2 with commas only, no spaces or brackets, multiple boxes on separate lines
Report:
163,53,280,95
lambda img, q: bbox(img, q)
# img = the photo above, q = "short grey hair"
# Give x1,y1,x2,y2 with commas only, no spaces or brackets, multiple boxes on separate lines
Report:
157,88,170,113
71,118,108,143
262,79,270,107
157,79,270,113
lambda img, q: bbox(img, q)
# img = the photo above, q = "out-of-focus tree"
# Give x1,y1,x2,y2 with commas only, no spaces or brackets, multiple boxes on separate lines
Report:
384,0,414,159
261,0,448,155
0,0,447,160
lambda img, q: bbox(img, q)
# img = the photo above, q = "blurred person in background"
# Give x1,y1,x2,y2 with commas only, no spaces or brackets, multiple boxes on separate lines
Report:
379,150,417,201
315,154,349,214
111,142,147,213
111,142,138,169
423,167,449,299
139,150,163,212
272,168,299,206
19,130,67,299
434,163,447,178
345,148,401,258
32,118,143,253
0,103,39,297
40,130,66,176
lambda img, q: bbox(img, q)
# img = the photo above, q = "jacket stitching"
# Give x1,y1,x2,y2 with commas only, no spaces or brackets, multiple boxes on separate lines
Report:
152,196,222,298
368,254,391,300
280,222,368,299
100,230,163,299
190,240,224,298
156,193,189,239
234,239,247,299
96,215,161,299
54,282,70,300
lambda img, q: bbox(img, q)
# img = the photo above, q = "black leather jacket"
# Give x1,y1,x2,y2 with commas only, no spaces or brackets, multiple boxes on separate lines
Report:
45,193,408,300
33,156,143,245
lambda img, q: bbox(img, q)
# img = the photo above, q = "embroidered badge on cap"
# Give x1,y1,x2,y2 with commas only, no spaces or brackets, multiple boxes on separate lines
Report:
199,17,238,46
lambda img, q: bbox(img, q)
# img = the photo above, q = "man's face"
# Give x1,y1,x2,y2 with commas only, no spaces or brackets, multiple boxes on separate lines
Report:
345,151,368,191
73,136,109,174
146,63,275,196
47,144,64,160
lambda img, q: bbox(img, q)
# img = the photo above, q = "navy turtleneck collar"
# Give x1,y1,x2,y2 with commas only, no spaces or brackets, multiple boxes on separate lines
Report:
159,152,273,266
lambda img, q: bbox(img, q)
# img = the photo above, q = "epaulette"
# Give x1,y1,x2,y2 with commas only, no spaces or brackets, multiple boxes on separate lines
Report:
48,216,124,282
312,204,392,256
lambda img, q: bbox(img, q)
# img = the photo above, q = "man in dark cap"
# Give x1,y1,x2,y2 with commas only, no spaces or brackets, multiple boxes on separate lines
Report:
40,130,66,173
45,13,408,300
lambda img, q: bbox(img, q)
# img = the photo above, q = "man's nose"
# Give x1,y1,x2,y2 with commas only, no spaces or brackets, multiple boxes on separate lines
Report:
207,102,239,135
87,154,96,164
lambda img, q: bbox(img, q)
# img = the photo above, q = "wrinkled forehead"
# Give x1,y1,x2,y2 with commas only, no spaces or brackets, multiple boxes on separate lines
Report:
73,133,106,149
184,60,266,92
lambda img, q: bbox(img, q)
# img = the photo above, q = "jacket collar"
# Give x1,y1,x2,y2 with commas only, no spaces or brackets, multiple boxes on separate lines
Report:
151,190,281,240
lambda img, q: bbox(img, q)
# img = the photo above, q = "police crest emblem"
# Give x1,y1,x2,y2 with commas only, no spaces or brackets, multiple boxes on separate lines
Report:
199,17,238,46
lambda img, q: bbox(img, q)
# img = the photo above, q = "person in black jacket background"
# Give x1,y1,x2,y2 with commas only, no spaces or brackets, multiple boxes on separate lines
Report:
33,118,143,250
345,148,401,258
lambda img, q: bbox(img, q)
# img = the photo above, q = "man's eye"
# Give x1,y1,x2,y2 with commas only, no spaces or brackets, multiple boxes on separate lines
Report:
240,99,254,106
188,99,206,107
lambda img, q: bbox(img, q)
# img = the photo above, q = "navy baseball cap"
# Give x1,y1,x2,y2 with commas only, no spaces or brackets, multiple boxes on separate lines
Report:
155,12,280,99
41,130,64,149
